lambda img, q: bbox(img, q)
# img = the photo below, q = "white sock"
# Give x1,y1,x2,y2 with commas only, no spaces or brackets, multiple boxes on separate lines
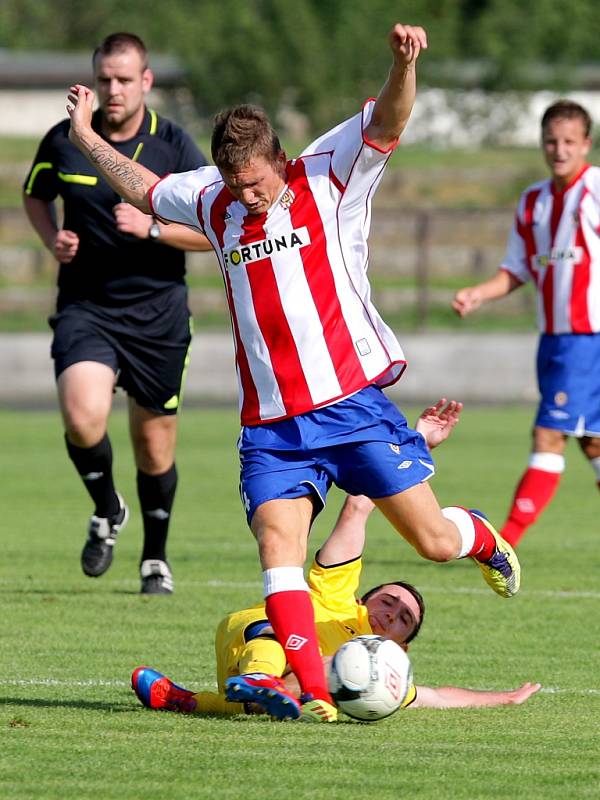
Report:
528,452,565,472
442,506,475,559
262,566,308,598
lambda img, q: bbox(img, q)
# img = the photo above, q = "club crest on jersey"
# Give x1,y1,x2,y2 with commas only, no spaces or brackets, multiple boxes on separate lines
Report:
279,187,295,209
554,391,568,407
223,226,310,268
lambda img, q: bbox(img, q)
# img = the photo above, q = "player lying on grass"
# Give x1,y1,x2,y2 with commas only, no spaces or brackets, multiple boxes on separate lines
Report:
132,401,540,719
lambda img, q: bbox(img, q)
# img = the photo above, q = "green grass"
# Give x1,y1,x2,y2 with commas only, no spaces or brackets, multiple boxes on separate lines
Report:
0,307,538,334
1,405,599,799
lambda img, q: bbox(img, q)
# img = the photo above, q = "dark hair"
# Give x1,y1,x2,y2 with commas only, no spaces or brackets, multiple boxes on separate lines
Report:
211,104,283,172
541,100,592,138
360,581,425,645
93,32,148,70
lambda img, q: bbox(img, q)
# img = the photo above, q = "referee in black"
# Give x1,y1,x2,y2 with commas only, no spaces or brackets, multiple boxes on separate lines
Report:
23,33,211,594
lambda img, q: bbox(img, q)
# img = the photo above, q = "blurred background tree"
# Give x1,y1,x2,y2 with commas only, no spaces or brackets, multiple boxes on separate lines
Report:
1,0,599,132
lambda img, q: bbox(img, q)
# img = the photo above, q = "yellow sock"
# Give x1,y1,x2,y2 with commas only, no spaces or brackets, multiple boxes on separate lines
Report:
193,691,245,716
238,638,287,677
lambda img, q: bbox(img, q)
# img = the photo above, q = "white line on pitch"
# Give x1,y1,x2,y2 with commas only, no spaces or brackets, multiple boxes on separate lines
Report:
1,579,599,599
1,679,599,696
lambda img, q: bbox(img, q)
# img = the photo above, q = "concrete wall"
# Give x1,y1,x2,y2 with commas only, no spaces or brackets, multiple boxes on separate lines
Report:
3,85,600,145
0,331,538,408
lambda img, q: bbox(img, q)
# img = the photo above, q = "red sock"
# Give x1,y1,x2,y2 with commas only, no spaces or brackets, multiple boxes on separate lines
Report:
465,510,497,562
265,590,332,704
501,468,561,547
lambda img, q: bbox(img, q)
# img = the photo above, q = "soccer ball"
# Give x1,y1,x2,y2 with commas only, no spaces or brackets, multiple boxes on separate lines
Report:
328,635,412,722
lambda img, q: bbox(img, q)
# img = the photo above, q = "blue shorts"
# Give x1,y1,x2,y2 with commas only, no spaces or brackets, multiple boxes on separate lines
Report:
535,333,600,436
238,385,435,524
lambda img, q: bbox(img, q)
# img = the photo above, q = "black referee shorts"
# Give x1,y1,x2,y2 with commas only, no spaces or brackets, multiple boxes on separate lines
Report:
49,284,193,415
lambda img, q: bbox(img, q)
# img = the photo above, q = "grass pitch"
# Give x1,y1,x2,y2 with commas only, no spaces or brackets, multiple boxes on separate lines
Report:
1,405,599,800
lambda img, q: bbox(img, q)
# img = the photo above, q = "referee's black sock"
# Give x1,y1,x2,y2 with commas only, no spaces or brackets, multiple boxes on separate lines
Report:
137,464,178,563
65,433,120,518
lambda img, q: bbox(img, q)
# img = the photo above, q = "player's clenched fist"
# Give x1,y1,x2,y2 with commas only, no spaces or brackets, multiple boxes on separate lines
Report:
452,287,484,317
388,23,428,66
53,229,80,263
66,84,95,145
113,203,154,238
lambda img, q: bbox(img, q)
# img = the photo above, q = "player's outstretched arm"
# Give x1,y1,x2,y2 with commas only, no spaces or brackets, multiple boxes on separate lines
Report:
365,23,427,150
415,399,463,450
411,682,541,709
66,84,157,213
452,269,521,318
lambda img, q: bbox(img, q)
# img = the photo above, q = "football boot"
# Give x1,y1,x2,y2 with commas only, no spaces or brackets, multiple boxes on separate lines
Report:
81,493,129,577
131,666,197,713
225,673,301,720
471,509,521,598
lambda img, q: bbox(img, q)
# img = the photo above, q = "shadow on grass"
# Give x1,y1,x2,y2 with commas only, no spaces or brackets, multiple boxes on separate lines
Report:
0,696,136,712
0,588,148,596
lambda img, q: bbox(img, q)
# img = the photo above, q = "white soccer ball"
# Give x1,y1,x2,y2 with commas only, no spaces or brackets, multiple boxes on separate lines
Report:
328,635,412,721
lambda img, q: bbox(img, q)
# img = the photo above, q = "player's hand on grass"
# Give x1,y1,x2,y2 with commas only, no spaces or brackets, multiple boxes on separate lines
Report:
66,84,95,145
389,23,428,67
452,286,484,317
504,682,542,705
415,399,463,449
113,203,154,238
53,229,79,263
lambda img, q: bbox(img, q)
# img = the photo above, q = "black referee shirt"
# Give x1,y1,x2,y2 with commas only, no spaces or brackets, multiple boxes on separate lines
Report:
24,107,208,308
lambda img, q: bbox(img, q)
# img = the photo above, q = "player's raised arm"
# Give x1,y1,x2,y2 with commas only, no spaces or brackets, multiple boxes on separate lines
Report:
415,399,463,449
365,23,427,150
66,84,157,213
317,495,375,566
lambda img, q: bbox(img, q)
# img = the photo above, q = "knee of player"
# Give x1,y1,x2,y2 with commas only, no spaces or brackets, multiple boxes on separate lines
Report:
64,414,107,446
412,528,457,562
256,527,306,567
340,494,375,520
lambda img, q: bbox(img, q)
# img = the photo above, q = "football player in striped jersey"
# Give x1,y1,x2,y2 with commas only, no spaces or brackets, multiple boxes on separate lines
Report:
453,100,600,547
67,23,520,722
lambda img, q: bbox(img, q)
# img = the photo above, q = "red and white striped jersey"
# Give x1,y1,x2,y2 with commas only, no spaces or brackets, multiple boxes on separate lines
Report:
149,100,407,425
501,164,600,335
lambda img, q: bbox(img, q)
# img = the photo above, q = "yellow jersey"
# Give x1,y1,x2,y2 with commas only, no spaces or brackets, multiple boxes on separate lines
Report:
214,555,416,707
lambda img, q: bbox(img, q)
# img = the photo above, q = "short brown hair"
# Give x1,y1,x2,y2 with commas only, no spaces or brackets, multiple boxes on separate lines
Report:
211,105,283,172
93,32,148,70
541,100,592,138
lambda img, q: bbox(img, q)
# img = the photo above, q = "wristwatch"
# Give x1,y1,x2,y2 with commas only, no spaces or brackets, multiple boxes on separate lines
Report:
148,220,161,241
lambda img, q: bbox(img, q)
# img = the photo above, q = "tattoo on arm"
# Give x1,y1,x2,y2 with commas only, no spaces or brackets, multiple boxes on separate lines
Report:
89,143,146,194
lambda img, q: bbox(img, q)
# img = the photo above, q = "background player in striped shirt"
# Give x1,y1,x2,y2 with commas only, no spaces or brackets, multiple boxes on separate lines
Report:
453,100,600,547
65,22,520,722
